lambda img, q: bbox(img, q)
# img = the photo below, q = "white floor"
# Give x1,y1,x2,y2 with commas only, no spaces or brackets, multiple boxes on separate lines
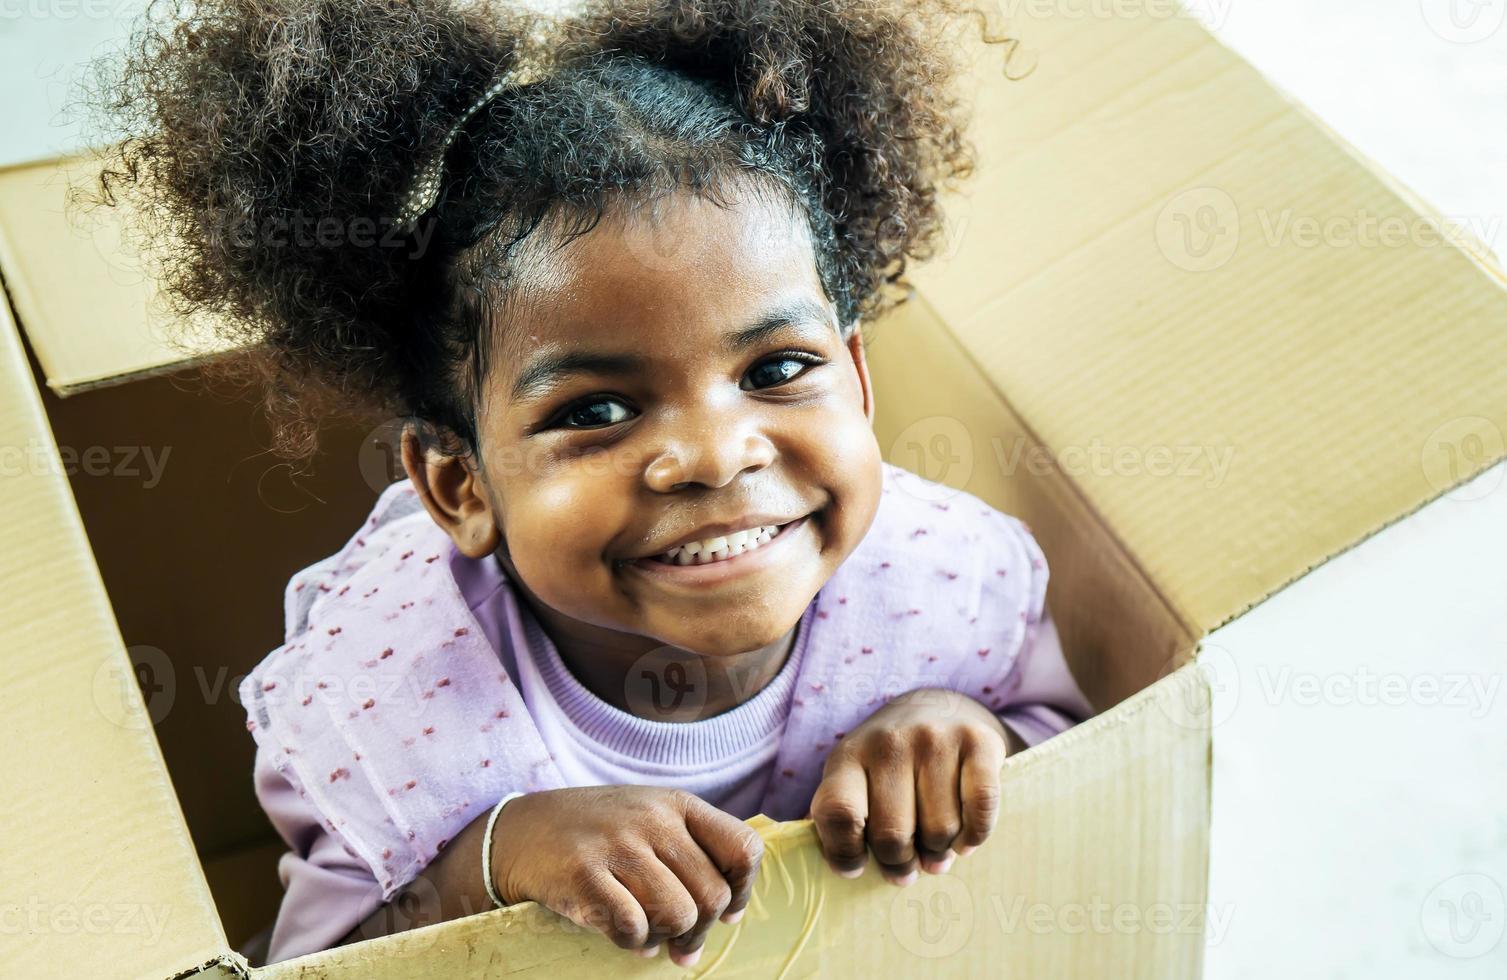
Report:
1205,461,1507,978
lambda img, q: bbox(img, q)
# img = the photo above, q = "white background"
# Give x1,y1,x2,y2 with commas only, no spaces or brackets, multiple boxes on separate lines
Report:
2,1,1503,976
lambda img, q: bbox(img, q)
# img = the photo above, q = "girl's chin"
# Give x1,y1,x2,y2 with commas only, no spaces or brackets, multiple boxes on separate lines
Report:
652,617,806,660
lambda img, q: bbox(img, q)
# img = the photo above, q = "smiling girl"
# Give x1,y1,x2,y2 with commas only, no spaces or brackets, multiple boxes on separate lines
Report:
96,0,1091,966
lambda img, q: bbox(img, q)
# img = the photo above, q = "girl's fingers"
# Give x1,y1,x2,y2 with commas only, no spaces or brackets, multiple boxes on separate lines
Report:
865,742,918,881
914,738,964,871
654,833,733,967
680,793,765,926
570,870,649,952
810,755,870,876
613,852,698,954
957,728,1007,850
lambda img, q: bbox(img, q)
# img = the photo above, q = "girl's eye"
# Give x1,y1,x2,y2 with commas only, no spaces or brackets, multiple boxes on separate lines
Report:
744,353,821,391
553,398,635,430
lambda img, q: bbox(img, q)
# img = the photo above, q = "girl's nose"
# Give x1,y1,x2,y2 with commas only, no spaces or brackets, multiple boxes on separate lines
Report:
644,422,776,493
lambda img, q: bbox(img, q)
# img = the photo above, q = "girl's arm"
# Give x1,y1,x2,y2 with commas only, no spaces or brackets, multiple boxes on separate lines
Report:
994,609,1095,746
253,750,385,962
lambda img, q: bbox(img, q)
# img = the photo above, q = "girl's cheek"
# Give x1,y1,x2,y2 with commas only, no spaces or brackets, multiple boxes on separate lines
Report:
510,475,625,565
812,411,881,481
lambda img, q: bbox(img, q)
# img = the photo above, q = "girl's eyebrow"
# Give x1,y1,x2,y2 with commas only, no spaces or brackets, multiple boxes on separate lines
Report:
510,300,837,402
510,350,649,402
725,299,837,353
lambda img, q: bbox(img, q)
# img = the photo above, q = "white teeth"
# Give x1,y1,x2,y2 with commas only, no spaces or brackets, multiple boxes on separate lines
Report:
659,523,785,565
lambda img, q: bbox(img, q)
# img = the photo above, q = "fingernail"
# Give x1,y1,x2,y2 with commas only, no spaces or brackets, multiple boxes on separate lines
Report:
835,864,864,879
954,844,976,857
721,908,745,924
637,945,660,958
922,853,955,875
885,869,918,887
671,947,703,967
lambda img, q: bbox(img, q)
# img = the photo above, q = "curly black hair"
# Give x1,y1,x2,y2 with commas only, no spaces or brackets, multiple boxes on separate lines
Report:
85,0,1013,461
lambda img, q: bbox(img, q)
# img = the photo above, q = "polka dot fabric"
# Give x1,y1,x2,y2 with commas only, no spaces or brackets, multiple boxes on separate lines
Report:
241,462,1066,901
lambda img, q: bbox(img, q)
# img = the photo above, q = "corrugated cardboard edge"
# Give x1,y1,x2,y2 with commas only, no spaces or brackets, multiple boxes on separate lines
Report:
0,155,232,395
0,290,230,978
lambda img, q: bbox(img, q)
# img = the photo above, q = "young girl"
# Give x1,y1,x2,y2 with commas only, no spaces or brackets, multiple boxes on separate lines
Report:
98,0,1090,966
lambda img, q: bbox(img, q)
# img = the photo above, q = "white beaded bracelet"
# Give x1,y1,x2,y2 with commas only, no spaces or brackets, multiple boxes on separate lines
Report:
482,791,526,909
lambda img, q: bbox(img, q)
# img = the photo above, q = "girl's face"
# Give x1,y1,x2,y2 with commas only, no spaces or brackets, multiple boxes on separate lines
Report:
458,188,883,658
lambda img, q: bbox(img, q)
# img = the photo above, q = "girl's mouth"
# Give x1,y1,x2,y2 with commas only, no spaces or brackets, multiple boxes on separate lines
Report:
624,514,814,587
649,520,793,566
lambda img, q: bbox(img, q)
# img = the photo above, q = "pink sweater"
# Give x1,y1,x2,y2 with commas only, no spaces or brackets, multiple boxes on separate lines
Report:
244,462,1092,962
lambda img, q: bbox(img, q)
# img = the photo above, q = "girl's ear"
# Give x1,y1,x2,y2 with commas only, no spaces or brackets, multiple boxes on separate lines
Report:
846,321,876,423
400,424,502,559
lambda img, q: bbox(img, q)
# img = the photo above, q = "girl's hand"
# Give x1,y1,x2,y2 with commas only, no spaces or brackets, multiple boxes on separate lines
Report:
809,688,1018,884
490,785,764,967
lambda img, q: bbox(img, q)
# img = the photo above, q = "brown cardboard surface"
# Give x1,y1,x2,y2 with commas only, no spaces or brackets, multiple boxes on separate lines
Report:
0,300,226,977
865,295,1196,712
912,8,1507,636
31,357,383,863
0,157,228,394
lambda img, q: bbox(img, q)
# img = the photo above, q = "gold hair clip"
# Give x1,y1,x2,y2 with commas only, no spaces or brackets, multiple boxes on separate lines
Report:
393,66,541,233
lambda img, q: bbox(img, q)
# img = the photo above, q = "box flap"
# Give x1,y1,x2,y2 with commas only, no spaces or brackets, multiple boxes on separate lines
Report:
915,7,1507,635
0,156,229,395
250,666,1210,978
865,293,1197,711
0,296,228,975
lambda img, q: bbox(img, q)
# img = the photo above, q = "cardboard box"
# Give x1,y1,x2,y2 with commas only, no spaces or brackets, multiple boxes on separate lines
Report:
3,5,1504,978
